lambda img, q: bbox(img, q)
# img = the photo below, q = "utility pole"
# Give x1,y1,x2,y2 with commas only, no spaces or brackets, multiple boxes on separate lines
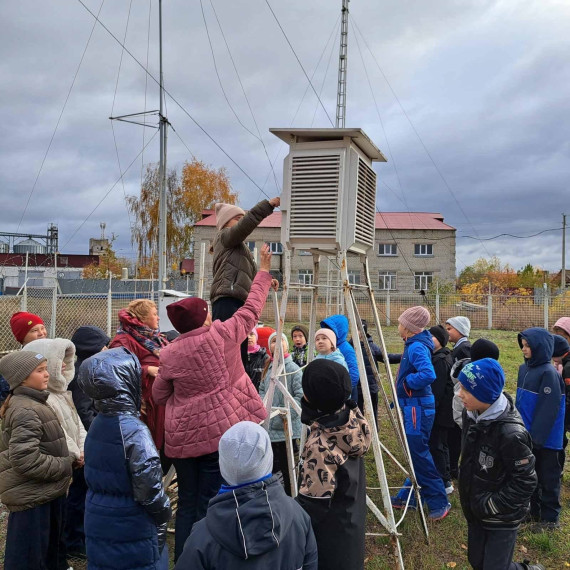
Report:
335,0,350,128
157,0,169,291
562,213,567,290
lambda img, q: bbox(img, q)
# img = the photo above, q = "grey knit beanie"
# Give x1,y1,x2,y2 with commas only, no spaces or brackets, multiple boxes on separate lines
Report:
218,421,273,486
446,316,471,338
0,351,47,390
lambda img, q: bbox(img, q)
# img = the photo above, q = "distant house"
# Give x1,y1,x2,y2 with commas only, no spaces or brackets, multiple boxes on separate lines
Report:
0,253,99,293
192,211,456,294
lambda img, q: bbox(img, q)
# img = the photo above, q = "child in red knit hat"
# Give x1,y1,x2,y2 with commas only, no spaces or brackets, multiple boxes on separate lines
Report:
9,312,47,346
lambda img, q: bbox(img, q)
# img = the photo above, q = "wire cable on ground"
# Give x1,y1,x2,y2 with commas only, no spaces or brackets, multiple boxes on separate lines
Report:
17,0,106,232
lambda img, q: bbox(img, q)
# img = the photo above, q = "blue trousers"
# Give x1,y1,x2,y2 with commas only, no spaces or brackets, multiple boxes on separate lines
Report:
172,451,224,562
4,495,67,570
396,397,448,511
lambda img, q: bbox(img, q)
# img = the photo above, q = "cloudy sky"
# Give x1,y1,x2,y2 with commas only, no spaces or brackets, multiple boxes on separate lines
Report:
1,0,569,275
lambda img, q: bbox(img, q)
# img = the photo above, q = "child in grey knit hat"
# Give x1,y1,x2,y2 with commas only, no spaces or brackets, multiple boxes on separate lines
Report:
0,351,73,570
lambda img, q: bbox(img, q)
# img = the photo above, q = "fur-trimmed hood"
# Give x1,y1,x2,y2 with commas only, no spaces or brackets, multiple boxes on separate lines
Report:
23,338,75,393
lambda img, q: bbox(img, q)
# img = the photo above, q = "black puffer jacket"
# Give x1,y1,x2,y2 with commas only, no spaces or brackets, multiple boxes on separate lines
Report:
459,393,536,529
176,476,317,569
245,348,268,392
431,347,454,427
69,325,110,430
451,340,471,362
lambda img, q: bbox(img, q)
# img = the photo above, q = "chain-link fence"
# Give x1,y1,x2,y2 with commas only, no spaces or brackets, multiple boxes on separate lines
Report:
1,281,569,353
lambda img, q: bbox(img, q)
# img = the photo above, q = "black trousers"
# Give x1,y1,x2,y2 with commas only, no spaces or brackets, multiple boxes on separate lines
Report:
531,447,563,523
64,466,86,554
467,522,526,570
272,441,294,496
212,297,248,367
357,388,379,428
172,452,223,562
429,424,451,483
448,423,462,478
4,495,67,570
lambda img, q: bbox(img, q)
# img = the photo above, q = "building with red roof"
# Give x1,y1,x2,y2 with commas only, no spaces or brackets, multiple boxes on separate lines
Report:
193,210,455,293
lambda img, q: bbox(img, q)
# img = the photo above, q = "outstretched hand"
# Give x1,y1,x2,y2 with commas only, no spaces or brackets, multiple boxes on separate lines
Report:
259,243,272,272
268,196,280,208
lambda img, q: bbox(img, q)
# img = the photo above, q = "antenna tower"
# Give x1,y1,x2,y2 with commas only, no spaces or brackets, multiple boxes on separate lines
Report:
335,0,350,127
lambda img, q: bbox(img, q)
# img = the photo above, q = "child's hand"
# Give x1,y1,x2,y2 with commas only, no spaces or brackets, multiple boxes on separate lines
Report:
269,197,280,208
259,243,272,272
147,366,159,377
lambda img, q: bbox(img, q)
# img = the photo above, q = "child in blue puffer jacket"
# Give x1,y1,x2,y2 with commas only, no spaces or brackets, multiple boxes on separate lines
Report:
516,327,565,530
391,306,450,520
321,314,360,400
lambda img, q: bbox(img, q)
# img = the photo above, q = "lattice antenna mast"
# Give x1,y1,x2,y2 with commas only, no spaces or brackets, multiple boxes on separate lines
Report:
157,0,169,289
335,0,350,128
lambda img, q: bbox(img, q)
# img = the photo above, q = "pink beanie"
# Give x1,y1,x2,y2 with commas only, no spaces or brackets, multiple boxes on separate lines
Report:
215,203,245,230
398,306,431,334
554,317,570,337
315,328,337,350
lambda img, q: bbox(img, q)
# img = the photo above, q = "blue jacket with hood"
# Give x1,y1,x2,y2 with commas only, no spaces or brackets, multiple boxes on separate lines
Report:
78,348,171,570
396,330,437,401
321,315,359,388
516,327,565,450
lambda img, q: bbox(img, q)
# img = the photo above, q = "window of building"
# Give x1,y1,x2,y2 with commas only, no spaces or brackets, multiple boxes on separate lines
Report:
378,243,397,256
245,241,255,252
269,242,283,255
378,271,396,290
414,243,433,256
298,269,314,285
348,270,361,285
414,271,433,290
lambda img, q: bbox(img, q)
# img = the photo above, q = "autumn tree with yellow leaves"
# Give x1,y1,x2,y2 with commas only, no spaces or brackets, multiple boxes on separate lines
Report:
126,159,237,276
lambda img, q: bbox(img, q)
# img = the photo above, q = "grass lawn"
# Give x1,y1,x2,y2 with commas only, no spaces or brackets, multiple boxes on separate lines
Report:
360,326,570,569
1,327,568,569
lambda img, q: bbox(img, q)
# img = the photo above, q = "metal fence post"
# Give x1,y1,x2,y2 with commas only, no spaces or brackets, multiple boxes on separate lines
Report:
298,290,302,322
50,284,57,338
107,272,113,338
487,293,493,330
543,283,548,330
435,286,440,324
386,292,391,326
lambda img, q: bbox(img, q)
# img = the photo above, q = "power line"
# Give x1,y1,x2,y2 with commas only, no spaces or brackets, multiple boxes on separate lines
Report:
61,129,159,251
201,0,280,192
17,0,106,232
462,227,562,241
351,16,493,259
75,0,271,198
263,0,335,127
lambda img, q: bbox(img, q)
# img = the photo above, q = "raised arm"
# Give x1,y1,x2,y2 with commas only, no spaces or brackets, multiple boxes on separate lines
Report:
217,244,273,343
220,198,278,248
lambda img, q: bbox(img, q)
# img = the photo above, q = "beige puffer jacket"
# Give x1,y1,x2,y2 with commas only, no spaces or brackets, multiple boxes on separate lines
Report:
23,338,86,460
210,199,274,304
0,386,73,511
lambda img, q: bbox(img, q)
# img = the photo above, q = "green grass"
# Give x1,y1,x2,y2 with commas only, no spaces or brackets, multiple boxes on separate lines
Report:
2,326,568,569
358,326,570,569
